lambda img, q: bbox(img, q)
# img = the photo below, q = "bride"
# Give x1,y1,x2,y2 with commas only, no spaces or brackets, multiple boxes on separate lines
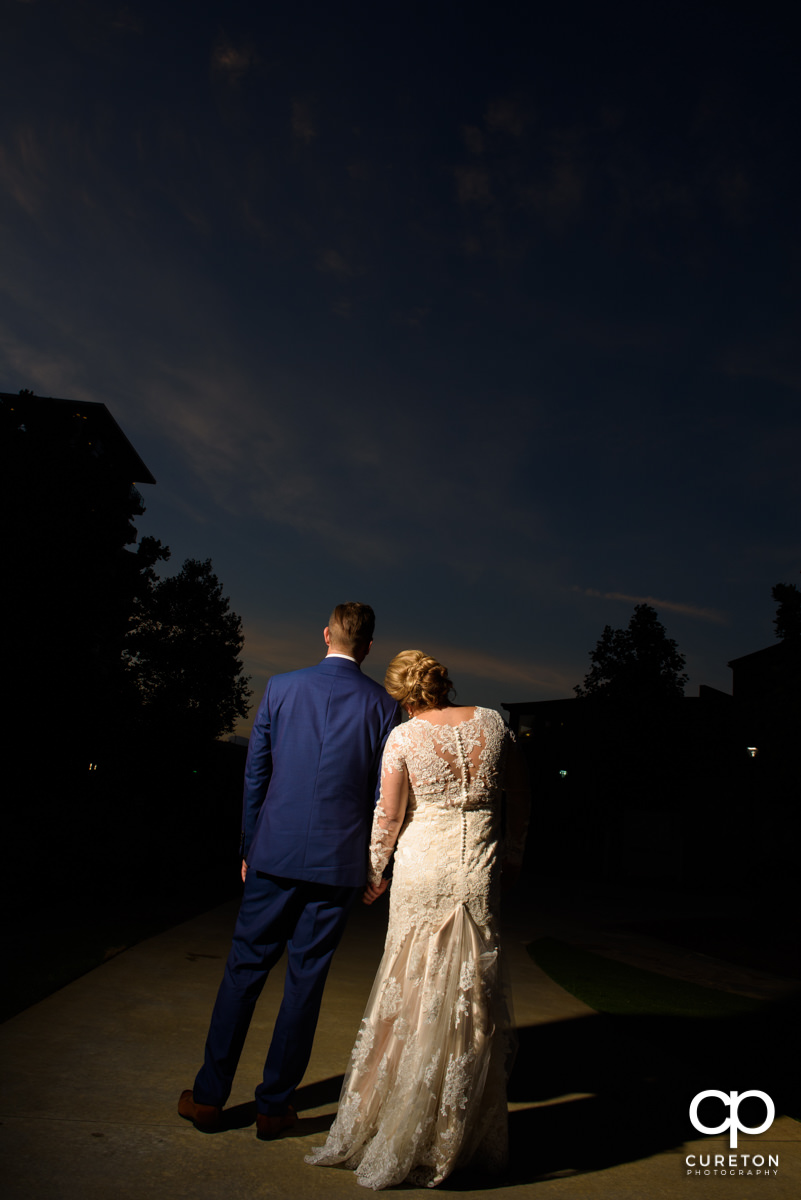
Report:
306,650,529,1189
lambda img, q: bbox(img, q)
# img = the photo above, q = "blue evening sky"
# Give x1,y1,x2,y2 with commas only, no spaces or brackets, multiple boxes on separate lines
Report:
2,1,799,731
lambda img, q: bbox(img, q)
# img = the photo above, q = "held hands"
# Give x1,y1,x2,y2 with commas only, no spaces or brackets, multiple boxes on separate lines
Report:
242,855,386,900
363,878,389,905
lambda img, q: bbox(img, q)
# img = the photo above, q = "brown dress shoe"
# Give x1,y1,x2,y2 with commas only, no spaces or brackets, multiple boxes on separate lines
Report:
178,1089,222,1131
256,1105,298,1140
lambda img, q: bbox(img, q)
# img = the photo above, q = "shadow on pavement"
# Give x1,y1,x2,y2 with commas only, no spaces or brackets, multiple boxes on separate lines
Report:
208,1075,346,1137
444,987,801,1189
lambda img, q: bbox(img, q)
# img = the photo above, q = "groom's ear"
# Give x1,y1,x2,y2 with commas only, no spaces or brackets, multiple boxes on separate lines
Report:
324,626,331,647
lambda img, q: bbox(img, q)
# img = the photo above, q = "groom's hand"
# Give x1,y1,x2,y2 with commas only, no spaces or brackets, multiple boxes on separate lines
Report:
363,878,389,905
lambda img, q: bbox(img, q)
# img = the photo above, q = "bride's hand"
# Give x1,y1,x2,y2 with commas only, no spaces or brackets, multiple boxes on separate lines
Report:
363,878,389,905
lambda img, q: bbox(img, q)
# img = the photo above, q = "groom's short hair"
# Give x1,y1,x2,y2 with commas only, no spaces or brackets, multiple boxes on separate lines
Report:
328,602,375,652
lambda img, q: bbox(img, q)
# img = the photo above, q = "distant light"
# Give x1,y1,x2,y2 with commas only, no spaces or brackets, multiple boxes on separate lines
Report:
88,762,98,771
559,769,568,778
746,746,758,758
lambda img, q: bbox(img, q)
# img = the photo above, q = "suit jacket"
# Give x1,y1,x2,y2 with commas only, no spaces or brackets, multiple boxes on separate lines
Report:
241,657,401,887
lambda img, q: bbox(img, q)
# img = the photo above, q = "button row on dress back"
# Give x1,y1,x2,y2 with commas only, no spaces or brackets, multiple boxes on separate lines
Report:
454,728,470,865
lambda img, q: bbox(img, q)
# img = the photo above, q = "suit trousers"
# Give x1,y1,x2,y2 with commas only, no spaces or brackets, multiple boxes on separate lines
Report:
193,870,359,1114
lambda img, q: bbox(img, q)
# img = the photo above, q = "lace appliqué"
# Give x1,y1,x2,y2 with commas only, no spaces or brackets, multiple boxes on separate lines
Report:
369,800,401,887
378,974,402,1020
350,1018,375,1071
441,1048,476,1115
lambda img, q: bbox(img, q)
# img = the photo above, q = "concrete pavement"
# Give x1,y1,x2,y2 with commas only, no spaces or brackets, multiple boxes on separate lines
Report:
1,888,799,1200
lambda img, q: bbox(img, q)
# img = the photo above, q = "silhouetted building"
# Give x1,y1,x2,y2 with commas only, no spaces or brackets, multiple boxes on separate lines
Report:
2,390,157,887
503,657,796,888
1,390,155,487
726,640,801,845
3,390,156,708
728,640,801,702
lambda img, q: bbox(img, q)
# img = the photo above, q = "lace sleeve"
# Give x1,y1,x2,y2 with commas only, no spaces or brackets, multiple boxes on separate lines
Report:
503,732,530,865
369,731,409,887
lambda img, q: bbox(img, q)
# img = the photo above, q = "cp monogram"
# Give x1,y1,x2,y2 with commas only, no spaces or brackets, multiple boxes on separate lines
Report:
689,1090,775,1149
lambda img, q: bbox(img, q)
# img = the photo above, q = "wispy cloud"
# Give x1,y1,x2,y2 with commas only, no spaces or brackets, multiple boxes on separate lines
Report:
0,125,48,216
416,643,574,695
135,359,402,564
716,164,751,227
112,7,143,34
520,128,586,230
291,98,316,143
485,97,529,138
719,339,801,396
318,248,354,276
575,588,727,624
212,37,257,82
461,125,485,155
241,622,323,678
454,165,492,205
0,323,95,401
231,631,574,736
131,343,548,581
224,622,320,735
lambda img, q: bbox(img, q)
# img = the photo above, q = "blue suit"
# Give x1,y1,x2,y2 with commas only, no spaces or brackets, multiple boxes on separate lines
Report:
194,656,400,1115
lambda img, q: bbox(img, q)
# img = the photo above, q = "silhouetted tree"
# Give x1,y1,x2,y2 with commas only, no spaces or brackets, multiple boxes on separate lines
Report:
575,604,688,703
125,557,252,742
771,573,801,642
130,534,172,605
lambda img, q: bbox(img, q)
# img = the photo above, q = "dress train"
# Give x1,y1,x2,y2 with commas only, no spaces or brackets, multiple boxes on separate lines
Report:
306,901,507,1189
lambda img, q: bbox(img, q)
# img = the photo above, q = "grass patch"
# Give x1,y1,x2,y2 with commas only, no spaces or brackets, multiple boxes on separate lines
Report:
527,938,801,1127
528,937,764,1019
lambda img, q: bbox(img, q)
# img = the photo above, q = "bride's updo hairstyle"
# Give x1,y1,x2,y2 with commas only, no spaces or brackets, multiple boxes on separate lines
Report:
385,649,454,711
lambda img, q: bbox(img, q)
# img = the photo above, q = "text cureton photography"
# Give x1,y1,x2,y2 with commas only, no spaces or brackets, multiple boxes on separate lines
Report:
685,1153,779,1177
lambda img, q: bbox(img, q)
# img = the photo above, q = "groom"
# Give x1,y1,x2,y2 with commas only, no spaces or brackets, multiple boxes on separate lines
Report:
179,602,400,1138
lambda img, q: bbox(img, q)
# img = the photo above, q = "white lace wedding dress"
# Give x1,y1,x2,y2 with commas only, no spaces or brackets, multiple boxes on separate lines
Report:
306,706,527,1189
